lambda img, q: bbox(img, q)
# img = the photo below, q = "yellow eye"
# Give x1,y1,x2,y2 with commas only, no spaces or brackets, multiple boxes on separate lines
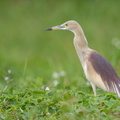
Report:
65,24,68,26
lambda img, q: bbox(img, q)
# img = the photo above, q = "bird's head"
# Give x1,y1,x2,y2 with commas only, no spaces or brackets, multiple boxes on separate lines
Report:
45,20,80,32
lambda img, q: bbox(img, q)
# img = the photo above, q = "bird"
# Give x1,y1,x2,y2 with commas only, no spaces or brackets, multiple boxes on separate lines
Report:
45,20,120,97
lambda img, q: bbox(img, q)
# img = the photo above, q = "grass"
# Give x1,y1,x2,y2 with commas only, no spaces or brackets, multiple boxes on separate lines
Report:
0,0,120,119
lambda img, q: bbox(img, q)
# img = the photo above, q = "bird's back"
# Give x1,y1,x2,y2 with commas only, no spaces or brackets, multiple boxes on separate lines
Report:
88,51,120,96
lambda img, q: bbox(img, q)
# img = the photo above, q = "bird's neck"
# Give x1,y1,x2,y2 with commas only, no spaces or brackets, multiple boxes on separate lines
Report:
73,28,88,50
73,28,90,64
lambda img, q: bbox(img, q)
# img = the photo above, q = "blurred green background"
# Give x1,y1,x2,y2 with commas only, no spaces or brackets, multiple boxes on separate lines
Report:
0,0,120,90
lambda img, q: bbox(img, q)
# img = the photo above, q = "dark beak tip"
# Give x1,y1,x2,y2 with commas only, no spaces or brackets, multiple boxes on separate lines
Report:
44,28,52,31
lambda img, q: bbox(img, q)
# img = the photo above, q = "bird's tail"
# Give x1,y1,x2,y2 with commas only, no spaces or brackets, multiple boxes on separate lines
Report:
110,79,120,97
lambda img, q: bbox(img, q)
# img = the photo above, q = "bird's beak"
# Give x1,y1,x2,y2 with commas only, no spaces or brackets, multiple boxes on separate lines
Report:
45,24,65,31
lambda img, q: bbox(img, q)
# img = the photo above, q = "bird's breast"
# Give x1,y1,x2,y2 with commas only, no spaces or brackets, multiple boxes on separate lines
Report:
83,60,108,91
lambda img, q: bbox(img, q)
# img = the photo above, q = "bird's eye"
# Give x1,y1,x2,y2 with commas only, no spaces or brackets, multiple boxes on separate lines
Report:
65,24,68,26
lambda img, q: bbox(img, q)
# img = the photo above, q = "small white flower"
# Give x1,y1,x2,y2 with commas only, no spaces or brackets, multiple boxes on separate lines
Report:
46,112,50,115
112,37,120,49
59,70,66,77
41,85,45,89
53,80,59,86
45,87,50,91
4,77,9,81
52,72,60,79
8,70,12,74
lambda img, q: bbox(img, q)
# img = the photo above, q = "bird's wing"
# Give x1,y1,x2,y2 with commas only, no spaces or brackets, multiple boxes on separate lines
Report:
88,51,120,97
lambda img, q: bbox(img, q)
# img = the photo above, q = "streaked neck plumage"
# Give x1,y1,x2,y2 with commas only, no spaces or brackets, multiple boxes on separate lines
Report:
72,26,90,65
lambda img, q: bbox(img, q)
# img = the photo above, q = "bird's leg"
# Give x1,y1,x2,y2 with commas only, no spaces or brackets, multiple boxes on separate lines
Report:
90,82,96,96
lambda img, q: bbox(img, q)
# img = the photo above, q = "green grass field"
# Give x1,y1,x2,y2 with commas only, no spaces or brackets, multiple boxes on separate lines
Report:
0,0,120,119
